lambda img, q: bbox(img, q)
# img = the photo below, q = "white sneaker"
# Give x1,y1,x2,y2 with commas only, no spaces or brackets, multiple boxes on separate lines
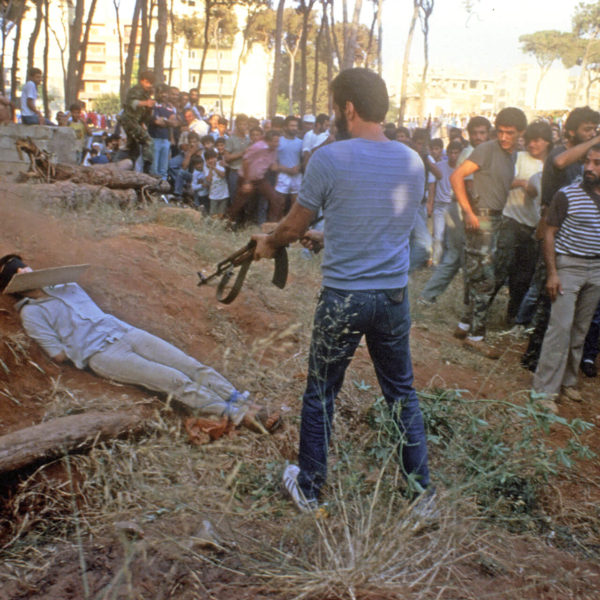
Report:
282,464,318,513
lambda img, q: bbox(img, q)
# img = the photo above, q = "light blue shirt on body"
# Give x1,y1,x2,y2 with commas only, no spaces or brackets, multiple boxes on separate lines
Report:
297,138,425,290
18,283,130,368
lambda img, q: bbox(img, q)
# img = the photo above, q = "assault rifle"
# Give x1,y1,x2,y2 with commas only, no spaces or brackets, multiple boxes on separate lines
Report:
197,240,288,304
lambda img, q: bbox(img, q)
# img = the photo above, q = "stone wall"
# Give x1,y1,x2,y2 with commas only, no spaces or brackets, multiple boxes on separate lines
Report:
0,124,77,180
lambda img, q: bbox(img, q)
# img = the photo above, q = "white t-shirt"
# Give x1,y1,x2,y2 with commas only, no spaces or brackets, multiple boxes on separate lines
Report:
208,162,228,200
302,129,329,153
502,151,543,228
21,80,38,117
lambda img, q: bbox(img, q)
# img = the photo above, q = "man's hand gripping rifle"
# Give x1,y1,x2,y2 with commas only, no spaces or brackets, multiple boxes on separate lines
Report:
197,240,288,304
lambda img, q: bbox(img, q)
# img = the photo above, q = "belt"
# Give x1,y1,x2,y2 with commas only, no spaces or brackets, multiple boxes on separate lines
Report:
474,208,502,217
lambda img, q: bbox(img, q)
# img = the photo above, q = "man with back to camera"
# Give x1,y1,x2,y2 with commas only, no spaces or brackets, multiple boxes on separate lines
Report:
252,68,432,512
450,107,527,359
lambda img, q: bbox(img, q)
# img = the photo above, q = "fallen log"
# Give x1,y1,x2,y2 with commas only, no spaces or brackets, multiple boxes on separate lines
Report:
27,181,138,208
15,137,169,193
0,411,146,475
51,162,168,190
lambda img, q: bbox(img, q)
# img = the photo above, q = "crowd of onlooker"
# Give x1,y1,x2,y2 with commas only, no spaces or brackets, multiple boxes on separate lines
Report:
6,67,600,408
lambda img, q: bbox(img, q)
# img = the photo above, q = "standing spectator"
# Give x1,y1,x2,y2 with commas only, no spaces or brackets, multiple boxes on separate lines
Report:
226,130,282,225
190,155,209,212
522,106,600,370
409,129,441,271
494,121,551,325
302,113,330,169
68,102,91,164
185,89,203,121
224,114,251,200
20,68,44,125
118,70,156,173
149,84,176,180
252,68,431,512
274,116,303,213
427,140,462,265
416,117,490,303
532,145,600,412
204,148,229,216
450,107,527,358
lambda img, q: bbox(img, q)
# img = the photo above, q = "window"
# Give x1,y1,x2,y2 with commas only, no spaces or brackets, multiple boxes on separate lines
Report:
189,50,196,59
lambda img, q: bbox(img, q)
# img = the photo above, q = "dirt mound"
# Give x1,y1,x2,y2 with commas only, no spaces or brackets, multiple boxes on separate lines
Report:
0,184,599,599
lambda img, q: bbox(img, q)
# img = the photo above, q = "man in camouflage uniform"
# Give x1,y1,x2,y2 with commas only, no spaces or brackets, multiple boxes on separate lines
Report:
449,107,527,358
119,70,156,173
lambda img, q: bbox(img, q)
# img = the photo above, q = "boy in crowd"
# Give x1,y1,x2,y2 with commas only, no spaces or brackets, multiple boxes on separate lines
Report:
69,102,91,164
427,140,462,265
191,155,209,212
205,148,229,216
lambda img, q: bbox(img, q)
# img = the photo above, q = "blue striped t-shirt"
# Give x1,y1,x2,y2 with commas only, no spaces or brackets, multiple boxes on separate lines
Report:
297,138,425,290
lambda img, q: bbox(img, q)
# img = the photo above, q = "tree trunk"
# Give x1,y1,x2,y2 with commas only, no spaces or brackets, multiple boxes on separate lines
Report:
42,0,50,119
230,31,248,121
323,9,333,114
398,0,419,126
65,0,98,107
10,0,26,102
342,0,362,69
573,36,596,106
0,411,146,475
197,0,213,94
138,0,151,74
312,9,325,114
154,0,168,82
123,0,142,102
65,0,83,106
27,0,43,76
366,5,376,67
167,0,175,85
299,0,316,118
328,0,342,69
269,0,285,117
113,1,125,99
376,0,383,76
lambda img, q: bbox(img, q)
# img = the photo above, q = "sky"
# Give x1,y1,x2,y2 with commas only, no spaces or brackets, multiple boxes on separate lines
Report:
381,0,582,78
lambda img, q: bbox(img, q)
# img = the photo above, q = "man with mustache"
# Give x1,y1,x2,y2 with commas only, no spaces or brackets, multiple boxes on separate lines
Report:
531,145,600,412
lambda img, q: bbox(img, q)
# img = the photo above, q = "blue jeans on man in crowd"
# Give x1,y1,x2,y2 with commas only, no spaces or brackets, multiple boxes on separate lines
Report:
151,137,170,180
297,287,430,501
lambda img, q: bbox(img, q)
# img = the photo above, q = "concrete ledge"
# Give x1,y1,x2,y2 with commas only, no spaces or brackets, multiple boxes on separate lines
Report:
0,124,78,181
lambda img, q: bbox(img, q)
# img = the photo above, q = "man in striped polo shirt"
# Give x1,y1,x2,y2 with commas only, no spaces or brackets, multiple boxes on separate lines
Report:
532,145,600,411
